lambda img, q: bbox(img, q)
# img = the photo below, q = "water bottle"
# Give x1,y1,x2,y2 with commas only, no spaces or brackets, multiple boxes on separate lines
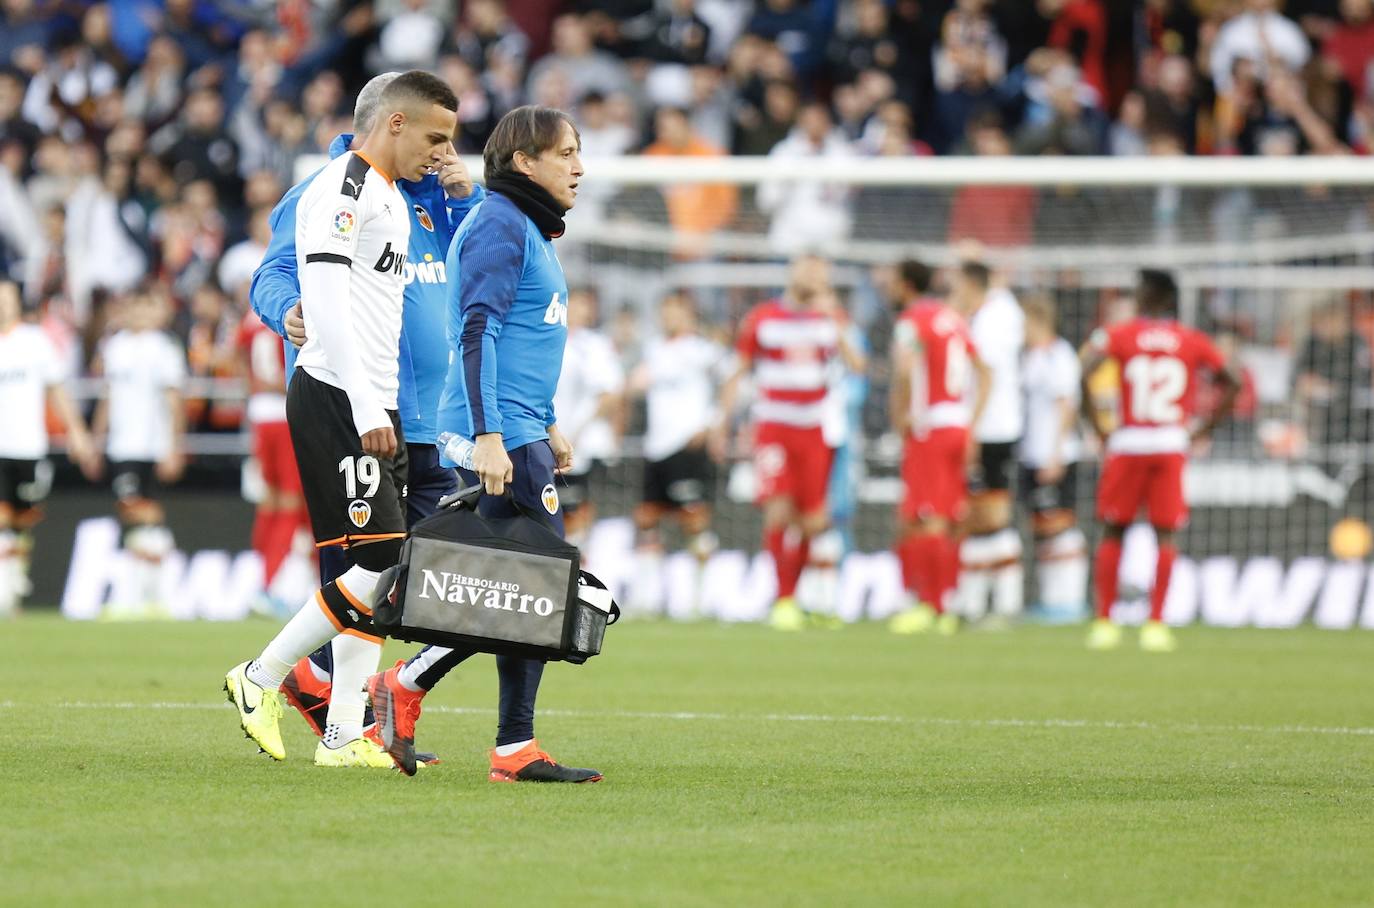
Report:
437,432,476,470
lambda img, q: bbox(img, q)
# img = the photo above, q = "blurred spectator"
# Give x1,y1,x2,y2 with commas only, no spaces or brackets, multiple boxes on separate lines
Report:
0,0,52,65
1321,0,1374,100
746,0,829,80
23,29,120,137
947,112,1036,247
123,35,185,130
526,14,631,106
828,0,910,88
66,153,148,312
733,78,799,155
1210,0,1311,95
437,53,498,153
450,0,530,74
756,100,854,254
27,134,79,215
0,67,42,165
642,106,738,258
378,0,446,70
577,91,637,157
1015,61,1108,155
153,87,242,206
1296,297,1374,444
23,204,67,309
934,0,1008,97
1111,90,1150,155
685,65,734,150
1144,53,1202,153
1046,0,1109,100
638,0,713,65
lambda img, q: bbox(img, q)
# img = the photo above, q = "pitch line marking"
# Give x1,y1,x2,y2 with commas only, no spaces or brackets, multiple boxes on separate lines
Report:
8,700,1374,738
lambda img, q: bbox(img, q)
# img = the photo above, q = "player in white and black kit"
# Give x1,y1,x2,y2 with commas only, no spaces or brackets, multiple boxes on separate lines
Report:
90,283,187,618
552,287,623,547
0,279,96,615
626,289,729,615
1019,297,1087,621
952,260,1025,624
223,72,459,768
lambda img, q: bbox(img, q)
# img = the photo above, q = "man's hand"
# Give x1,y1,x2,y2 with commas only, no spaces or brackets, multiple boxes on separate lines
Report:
361,426,397,459
437,149,474,200
156,449,186,484
965,435,981,467
547,424,574,474
285,301,307,349
474,432,513,495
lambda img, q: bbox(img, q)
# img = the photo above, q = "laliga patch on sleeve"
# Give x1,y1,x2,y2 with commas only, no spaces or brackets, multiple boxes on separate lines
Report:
330,207,356,241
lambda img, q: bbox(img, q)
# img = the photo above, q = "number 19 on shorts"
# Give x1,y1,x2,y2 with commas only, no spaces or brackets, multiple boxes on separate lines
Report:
338,455,381,498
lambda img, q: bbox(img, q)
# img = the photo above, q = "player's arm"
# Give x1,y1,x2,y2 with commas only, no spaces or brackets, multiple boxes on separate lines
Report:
446,209,524,493
1079,338,1112,443
249,193,304,345
968,349,993,431
298,180,392,455
46,383,97,477
158,385,187,483
1042,350,1081,482
1193,355,1244,442
888,321,917,438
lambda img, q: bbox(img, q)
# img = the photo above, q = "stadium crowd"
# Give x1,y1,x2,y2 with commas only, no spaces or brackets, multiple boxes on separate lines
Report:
7,2,1374,317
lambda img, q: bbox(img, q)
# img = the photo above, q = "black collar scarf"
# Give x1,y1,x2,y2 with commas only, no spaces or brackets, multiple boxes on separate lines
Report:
486,172,566,239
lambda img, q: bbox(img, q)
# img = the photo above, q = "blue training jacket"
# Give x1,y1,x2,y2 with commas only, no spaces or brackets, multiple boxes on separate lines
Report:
249,134,485,444
437,192,569,459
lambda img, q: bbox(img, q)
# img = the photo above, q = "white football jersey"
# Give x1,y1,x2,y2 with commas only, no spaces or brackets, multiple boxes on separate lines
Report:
642,333,729,462
971,287,1025,443
553,328,624,474
1021,337,1081,468
0,324,64,460
102,329,186,462
293,151,410,412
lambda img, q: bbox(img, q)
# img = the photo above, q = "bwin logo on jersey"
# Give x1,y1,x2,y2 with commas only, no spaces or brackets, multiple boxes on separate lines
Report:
402,259,447,285
373,242,408,275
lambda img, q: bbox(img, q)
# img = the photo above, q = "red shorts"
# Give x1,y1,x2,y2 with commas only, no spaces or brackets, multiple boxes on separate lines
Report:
253,420,303,494
900,427,969,522
1096,452,1188,530
752,422,834,515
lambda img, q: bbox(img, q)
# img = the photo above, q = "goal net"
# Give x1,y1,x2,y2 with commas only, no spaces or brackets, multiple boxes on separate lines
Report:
519,155,1374,629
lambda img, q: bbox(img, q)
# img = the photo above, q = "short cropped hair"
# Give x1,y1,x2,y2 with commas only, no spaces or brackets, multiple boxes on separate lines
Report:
354,72,400,134
1137,268,1179,316
378,70,458,120
483,105,580,182
960,260,991,290
897,258,932,295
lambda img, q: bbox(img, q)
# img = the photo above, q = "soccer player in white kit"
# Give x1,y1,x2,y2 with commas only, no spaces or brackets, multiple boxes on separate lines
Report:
0,279,96,615
90,283,188,618
951,260,1025,624
627,289,730,616
552,287,623,547
1019,297,1088,621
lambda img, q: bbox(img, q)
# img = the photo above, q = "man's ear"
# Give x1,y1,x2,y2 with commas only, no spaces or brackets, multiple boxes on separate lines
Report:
512,150,534,176
389,111,406,134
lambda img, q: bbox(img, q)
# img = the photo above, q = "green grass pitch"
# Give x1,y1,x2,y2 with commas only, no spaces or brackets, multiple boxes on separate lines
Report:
3,615,1372,906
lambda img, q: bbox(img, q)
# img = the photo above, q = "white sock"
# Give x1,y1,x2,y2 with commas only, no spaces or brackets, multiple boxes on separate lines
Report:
250,564,381,690
323,722,361,749
494,738,533,757
324,632,381,743
397,647,451,691
992,530,1025,618
250,593,338,689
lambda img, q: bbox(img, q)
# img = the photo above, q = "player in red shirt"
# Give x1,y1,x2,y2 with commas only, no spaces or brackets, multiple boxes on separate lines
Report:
887,259,990,634
236,309,306,600
719,254,864,630
1079,270,1241,652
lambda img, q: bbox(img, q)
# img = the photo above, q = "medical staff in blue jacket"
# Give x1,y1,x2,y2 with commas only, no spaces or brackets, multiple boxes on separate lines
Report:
377,105,603,783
